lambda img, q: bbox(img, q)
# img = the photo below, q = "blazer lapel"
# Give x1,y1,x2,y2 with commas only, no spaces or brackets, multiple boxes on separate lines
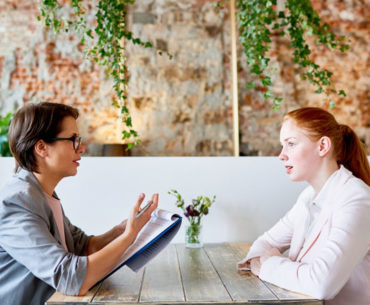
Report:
296,166,351,262
297,210,329,262
289,199,310,261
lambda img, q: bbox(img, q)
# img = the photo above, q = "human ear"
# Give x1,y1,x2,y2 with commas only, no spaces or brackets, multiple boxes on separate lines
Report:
318,136,331,157
34,140,49,158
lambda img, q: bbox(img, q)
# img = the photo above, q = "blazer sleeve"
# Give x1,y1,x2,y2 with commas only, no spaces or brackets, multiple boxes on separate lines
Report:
0,196,88,296
259,191,370,300
63,214,91,256
238,188,310,269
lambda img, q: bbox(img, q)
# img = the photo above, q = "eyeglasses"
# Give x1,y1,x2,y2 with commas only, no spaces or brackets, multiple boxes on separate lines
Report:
50,135,82,151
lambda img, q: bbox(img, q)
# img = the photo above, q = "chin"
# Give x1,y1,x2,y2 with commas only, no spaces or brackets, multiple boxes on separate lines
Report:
289,174,304,182
64,169,78,177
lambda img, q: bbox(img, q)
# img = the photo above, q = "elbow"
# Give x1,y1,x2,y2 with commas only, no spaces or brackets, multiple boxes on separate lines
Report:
310,290,333,301
306,279,338,300
309,290,328,300
78,288,88,296
78,282,91,296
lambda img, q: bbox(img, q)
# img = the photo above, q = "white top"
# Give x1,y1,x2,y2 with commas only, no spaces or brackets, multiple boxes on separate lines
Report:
239,165,370,305
44,192,67,250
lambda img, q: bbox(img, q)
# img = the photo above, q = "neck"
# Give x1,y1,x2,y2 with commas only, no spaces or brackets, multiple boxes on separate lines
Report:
33,170,61,197
308,159,339,196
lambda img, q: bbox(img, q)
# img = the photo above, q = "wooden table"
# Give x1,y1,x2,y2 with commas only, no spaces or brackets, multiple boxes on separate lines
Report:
46,243,323,305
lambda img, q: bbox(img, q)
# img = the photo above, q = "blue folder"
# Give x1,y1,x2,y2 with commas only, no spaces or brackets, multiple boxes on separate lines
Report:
94,214,182,287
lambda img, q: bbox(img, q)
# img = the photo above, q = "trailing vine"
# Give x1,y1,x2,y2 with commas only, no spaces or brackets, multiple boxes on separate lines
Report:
37,0,351,141
37,0,153,149
236,0,349,110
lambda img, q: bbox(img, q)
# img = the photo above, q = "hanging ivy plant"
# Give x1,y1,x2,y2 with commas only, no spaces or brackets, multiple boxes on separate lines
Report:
37,0,350,143
236,0,349,110
37,0,154,149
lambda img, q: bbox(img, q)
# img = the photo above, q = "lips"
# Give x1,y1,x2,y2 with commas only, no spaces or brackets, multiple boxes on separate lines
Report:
285,165,293,174
73,158,81,166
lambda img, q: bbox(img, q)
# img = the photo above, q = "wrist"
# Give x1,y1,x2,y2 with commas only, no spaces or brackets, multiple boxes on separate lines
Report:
114,224,124,237
121,229,136,245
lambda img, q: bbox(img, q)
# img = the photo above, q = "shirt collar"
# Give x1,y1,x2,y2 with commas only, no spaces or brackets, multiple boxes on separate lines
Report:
312,165,344,209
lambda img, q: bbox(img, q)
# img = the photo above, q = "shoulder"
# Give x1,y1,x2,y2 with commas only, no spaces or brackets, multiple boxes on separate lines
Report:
335,167,370,206
0,169,47,217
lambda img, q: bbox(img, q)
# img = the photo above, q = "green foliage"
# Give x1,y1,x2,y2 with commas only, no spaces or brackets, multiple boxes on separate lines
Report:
37,0,154,148
168,189,216,226
236,0,349,110
0,113,13,157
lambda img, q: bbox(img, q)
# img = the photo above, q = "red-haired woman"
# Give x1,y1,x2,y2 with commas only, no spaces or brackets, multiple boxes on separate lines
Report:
238,107,370,305
0,102,158,305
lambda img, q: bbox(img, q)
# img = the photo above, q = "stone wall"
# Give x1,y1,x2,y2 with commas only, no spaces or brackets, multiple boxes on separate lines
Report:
0,0,368,155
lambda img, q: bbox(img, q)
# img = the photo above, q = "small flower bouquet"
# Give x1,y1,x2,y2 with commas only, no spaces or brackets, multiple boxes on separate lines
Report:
168,189,216,248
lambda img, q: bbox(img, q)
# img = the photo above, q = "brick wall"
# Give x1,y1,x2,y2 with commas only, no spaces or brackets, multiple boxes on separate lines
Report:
0,0,368,155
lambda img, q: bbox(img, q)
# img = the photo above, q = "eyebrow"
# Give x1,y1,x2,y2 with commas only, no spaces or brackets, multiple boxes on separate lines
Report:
280,137,297,144
65,132,79,137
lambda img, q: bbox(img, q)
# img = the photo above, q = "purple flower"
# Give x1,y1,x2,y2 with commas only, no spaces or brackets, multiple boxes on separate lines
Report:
185,205,200,217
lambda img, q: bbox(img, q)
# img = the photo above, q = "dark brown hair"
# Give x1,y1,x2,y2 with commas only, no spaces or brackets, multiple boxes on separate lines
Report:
285,107,370,186
8,102,79,173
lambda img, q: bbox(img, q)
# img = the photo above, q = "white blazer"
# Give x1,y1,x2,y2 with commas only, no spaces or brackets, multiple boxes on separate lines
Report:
239,166,370,305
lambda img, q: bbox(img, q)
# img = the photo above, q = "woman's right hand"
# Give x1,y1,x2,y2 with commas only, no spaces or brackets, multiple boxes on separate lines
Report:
250,257,261,276
123,193,159,244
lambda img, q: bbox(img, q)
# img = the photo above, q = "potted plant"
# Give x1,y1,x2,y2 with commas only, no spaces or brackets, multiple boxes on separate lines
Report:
169,189,216,248
0,112,13,157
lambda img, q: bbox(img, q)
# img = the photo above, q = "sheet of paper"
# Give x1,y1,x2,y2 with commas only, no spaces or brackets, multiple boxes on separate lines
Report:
118,209,176,264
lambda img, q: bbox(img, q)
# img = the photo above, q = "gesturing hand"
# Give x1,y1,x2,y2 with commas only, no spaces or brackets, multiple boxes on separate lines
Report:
124,193,159,244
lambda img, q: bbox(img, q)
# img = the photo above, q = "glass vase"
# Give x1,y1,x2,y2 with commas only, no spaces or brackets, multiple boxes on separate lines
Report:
185,223,203,248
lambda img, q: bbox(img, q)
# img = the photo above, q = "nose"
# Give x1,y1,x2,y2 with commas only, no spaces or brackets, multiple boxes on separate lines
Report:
279,147,287,161
77,142,86,154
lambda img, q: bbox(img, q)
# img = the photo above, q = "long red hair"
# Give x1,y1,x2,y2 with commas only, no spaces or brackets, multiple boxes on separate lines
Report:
284,107,370,186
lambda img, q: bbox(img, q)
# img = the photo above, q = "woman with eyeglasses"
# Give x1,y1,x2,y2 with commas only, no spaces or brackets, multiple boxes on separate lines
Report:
0,102,158,305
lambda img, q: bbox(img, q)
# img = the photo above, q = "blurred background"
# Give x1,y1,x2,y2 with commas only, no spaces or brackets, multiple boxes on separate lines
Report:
0,0,368,156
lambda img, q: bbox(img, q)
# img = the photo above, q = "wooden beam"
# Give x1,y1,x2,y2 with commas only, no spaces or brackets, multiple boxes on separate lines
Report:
230,0,240,156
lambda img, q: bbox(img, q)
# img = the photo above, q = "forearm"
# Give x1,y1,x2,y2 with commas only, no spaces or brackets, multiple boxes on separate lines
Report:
79,232,134,295
79,193,159,295
86,225,123,255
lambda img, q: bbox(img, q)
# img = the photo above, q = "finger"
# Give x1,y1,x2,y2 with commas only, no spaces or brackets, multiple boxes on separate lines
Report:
150,193,159,211
131,193,145,217
250,261,257,274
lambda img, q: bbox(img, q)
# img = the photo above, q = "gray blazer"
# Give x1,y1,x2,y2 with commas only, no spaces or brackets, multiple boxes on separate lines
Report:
0,168,91,305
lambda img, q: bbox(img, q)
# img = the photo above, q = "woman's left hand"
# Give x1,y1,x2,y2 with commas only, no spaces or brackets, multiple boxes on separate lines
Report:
260,247,283,264
116,219,128,235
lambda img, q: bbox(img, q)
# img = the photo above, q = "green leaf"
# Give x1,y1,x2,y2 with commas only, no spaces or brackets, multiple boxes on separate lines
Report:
121,106,129,114
274,97,282,105
246,82,255,89
338,90,346,97
314,87,323,94
86,29,93,38
264,90,274,98
261,76,272,86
